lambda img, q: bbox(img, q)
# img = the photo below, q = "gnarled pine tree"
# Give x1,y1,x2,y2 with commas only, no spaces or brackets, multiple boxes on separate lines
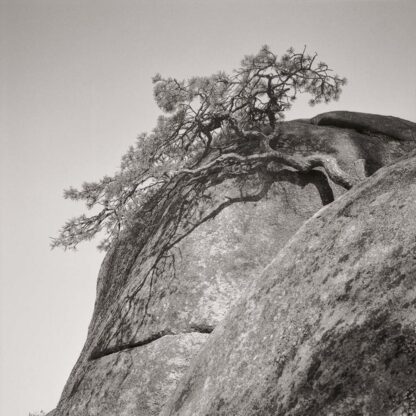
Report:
52,46,348,253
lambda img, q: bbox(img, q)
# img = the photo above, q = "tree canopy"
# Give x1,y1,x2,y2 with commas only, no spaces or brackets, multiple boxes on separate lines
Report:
52,46,347,251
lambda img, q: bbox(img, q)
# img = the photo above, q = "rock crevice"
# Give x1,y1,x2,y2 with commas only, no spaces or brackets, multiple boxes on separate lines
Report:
89,326,214,361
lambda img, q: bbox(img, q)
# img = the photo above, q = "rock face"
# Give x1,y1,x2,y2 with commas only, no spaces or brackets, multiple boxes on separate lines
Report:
53,112,416,416
61,333,207,416
163,153,416,416
55,177,326,416
311,110,416,142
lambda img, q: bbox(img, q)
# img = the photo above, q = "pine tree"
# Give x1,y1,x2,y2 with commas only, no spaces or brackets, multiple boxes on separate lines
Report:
52,46,347,251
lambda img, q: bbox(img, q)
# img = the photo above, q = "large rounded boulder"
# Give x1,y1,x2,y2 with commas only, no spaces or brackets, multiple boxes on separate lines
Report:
163,153,416,416
53,112,416,416
54,174,325,416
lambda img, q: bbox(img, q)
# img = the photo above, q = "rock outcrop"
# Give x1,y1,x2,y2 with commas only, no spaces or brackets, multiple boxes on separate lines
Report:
163,152,416,416
53,112,416,416
55,174,326,416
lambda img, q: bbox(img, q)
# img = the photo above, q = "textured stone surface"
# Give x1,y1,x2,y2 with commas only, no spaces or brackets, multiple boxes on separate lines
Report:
163,153,416,416
91,178,325,358
58,333,208,416
55,176,325,416
53,112,416,416
84,112,415,363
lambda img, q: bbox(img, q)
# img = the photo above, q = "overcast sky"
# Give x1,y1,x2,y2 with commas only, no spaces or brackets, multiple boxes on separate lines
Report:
1,0,415,414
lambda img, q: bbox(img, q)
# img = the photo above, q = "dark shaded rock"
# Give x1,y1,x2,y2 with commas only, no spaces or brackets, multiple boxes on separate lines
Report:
279,113,415,182
162,153,416,416
311,110,416,142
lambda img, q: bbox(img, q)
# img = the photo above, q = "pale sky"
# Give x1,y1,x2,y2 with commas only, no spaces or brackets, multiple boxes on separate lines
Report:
1,0,415,414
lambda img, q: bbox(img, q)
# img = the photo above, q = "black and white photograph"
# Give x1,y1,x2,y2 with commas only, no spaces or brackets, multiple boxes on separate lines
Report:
1,1,416,415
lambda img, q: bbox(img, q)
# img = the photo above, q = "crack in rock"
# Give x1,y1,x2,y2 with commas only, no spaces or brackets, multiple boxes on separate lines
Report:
89,326,215,360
